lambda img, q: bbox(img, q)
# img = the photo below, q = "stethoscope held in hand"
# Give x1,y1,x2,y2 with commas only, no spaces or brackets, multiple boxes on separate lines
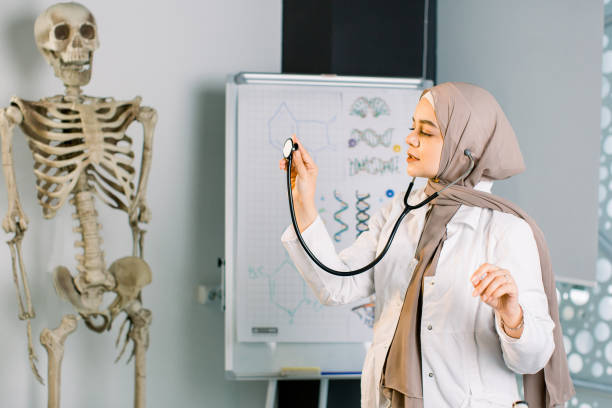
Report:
282,137,475,277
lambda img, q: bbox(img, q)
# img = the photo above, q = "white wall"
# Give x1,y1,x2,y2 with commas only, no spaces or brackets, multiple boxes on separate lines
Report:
0,1,280,407
437,0,602,284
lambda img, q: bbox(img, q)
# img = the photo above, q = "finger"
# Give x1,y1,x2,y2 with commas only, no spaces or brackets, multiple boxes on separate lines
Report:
289,158,298,190
470,263,500,285
471,268,505,295
480,275,509,301
291,134,315,165
299,143,315,167
473,270,505,296
292,149,308,176
488,282,514,303
279,158,287,170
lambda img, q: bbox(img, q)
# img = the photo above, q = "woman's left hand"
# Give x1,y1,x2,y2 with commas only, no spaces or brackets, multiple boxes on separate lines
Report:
470,263,523,337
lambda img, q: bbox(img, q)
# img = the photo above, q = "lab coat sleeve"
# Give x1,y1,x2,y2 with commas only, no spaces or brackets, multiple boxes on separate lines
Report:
491,216,555,375
281,199,394,306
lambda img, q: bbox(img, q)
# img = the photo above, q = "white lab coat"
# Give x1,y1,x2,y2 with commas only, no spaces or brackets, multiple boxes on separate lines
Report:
281,181,555,408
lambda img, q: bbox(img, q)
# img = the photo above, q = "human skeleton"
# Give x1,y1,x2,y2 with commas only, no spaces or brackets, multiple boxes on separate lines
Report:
0,3,156,407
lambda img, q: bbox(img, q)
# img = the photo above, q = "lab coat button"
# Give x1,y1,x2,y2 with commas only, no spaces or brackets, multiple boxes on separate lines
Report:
428,372,434,378
427,324,432,331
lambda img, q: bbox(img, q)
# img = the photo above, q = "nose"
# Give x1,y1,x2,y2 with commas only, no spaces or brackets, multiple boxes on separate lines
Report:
406,129,419,148
72,35,82,48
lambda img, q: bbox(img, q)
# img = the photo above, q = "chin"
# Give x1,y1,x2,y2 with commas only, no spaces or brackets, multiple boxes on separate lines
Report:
406,165,422,178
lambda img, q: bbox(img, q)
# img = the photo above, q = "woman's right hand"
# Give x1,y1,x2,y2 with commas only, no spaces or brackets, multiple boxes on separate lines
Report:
278,134,319,231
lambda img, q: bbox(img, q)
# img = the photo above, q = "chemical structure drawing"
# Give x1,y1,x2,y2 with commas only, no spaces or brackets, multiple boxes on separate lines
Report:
355,191,371,238
248,258,321,324
333,190,349,242
348,128,394,148
351,301,375,329
349,97,391,118
268,102,336,155
348,156,399,176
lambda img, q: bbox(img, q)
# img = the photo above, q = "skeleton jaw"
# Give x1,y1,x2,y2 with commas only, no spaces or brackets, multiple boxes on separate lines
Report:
46,50,93,87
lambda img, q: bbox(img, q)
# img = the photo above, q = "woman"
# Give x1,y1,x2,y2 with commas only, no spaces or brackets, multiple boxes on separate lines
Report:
279,82,573,407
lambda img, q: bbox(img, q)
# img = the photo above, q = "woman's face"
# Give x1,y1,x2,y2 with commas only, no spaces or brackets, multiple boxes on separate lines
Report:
405,96,443,179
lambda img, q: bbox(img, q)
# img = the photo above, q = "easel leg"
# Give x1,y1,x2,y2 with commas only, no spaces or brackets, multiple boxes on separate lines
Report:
318,378,329,408
265,379,277,408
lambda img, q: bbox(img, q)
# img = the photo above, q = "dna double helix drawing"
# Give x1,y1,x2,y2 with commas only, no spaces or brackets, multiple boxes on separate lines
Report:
355,191,371,238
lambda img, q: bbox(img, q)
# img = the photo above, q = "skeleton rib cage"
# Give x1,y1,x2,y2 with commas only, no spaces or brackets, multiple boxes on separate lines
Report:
12,95,142,218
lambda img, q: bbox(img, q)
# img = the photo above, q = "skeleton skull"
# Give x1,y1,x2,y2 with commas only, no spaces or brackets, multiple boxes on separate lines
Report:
34,2,99,87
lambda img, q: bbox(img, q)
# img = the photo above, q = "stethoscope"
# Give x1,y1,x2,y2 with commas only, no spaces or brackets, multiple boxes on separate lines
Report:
282,137,475,277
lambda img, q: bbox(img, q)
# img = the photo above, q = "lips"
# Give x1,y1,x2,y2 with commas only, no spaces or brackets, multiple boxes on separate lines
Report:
407,152,420,160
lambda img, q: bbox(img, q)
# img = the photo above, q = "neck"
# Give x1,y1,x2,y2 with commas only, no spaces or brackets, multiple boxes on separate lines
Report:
64,85,83,102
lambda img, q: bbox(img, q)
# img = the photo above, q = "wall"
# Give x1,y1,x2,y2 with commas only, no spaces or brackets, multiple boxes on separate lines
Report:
437,0,602,284
0,1,280,407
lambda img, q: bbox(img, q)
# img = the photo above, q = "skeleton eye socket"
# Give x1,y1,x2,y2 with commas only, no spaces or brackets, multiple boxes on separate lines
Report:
80,24,95,40
54,24,70,40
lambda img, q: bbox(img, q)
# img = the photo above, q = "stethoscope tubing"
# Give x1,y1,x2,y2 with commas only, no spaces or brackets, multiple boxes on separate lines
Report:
284,139,473,277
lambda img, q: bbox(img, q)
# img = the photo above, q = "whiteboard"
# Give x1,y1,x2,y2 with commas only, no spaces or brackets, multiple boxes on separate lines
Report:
225,73,432,379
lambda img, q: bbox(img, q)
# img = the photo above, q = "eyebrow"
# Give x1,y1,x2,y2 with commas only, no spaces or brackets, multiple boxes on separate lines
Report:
412,117,439,129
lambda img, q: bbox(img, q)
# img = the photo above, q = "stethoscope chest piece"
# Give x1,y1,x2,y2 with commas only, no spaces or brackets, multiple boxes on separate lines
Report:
283,138,297,159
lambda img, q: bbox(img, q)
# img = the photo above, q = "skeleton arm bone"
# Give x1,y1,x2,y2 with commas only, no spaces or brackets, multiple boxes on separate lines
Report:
130,105,156,225
129,105,156,257
0,105,28,233
0,104,43,383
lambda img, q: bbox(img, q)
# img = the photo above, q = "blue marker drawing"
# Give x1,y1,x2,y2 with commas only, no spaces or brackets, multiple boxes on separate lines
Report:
349,157,399,176
350,97,369,118
349,128,394,148
351,301,375,328
249,259,321,323
349,97,391,118
386,189,394,198
333,190,349,242
268,102,336,155
355,191,371,238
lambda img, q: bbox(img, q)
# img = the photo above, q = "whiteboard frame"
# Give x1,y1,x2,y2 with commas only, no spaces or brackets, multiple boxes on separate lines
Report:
225,72,432,380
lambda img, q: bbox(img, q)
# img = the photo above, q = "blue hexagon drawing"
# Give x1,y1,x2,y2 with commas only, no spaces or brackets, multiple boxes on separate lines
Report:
268,102,336,155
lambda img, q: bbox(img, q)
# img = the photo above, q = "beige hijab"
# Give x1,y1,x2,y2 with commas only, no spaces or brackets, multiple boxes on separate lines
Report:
381,82,574,407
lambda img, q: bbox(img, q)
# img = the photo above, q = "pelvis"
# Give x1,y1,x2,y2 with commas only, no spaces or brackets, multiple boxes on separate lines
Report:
53,256,152,332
